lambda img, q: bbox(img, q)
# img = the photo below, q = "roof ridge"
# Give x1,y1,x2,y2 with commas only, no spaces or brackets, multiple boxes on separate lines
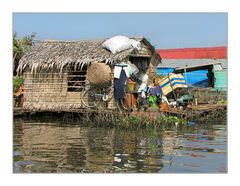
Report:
37,39,104,43
35,35,145,43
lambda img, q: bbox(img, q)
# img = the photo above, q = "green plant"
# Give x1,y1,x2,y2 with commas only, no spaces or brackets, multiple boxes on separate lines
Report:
217,97,227,104
13,32,36,75
155,115,187,126
13,76,24,93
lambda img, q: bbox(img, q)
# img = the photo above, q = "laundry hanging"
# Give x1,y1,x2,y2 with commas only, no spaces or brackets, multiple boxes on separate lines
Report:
114,68,128,101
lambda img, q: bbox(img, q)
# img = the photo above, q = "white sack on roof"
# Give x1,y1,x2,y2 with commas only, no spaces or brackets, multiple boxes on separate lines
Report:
129,39,141,50
102,35,141,54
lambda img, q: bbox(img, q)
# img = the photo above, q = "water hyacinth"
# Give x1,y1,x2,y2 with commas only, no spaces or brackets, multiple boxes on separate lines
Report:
78,113,188,129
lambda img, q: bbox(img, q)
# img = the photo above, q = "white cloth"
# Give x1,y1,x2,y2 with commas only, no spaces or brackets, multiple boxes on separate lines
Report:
114,66,122,79
114,64,130,79
162,95,169,104
123,66,130,78
138,83,147,92
142,74,148,84
130,39,141,50
121,62,131,78
141,91,146,98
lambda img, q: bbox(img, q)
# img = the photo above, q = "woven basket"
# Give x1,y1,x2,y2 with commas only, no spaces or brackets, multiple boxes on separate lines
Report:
87,63,111,87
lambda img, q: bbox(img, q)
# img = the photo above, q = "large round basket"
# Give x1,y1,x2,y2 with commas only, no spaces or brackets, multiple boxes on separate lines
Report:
87,63,111,87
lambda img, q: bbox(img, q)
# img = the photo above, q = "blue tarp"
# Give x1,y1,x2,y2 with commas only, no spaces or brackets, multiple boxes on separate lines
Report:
184,70,208,87
157,67,175,76
157,67,208,88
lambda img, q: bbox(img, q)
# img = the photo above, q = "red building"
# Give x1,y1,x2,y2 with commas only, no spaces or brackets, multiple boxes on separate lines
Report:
157,46,227,59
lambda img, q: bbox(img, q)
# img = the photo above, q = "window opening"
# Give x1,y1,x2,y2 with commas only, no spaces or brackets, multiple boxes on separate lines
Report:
67,65,87,92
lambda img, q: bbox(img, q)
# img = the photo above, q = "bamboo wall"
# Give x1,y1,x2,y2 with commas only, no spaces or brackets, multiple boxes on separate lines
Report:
23,68,116,111
23,71,83,110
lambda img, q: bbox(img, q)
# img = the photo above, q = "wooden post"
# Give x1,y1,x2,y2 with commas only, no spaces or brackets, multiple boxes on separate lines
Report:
184,64,188,85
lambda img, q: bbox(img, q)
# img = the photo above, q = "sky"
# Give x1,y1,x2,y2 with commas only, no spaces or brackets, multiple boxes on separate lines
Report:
13,13,227,49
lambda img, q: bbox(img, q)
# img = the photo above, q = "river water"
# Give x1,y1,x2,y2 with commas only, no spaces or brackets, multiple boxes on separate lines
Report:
13,115,227,173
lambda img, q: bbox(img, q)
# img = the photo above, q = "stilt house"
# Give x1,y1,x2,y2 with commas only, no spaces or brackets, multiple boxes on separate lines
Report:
17,37,161,111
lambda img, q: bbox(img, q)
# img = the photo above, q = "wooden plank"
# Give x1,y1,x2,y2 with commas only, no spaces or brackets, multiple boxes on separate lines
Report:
24,92,62,94
24,82,64,85
67,80,86,83
25,101,82,104
67,86,84,88
129,54,151,58
187,104,227,111
68,75,87,77
24,73,68,75
24,86,64,89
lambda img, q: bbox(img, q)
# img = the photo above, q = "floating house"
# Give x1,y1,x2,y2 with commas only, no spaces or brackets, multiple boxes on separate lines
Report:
17,37,161,111
156,47,227,90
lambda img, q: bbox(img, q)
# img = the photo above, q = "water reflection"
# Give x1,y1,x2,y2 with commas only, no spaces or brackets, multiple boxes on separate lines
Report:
13,116,227,173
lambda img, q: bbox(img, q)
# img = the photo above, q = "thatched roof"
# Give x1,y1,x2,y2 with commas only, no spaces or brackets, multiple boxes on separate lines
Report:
17,36,161,74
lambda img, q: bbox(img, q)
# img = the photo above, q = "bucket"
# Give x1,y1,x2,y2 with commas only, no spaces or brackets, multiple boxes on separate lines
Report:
127,81,136,92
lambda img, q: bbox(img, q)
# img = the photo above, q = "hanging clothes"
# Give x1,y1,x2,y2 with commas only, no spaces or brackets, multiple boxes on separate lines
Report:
138,82,147,92
123,66,130,78
149,85,162,96
148,95,158,108
114,68,127,101
114,63,131,78
114,66,122,79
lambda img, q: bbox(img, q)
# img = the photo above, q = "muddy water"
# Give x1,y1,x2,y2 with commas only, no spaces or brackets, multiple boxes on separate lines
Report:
13,116,227,173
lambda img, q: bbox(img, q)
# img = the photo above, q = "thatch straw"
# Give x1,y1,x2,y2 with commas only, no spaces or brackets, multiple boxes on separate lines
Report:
17,37,161,74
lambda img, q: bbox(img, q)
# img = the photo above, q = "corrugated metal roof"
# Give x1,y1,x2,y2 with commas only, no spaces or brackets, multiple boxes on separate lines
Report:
159,59,227,69
157,46,227,59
